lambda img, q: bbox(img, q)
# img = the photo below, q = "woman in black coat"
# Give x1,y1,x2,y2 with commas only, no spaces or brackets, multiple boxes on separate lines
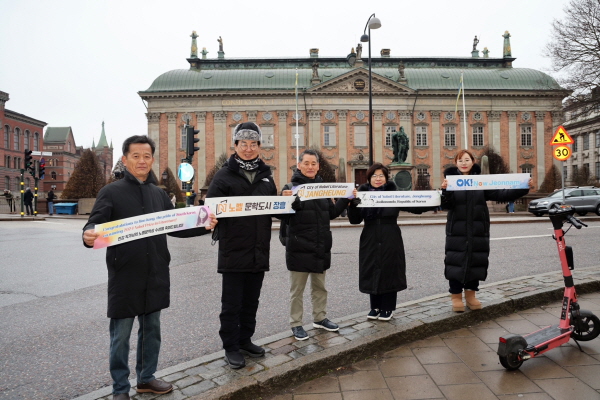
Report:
441,149,530,312
348,162,418,321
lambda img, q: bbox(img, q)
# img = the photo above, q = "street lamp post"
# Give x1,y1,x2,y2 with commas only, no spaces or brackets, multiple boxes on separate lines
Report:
360,14,381,166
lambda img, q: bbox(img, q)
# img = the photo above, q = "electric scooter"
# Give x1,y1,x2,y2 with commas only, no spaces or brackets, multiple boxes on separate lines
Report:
497,204,600,370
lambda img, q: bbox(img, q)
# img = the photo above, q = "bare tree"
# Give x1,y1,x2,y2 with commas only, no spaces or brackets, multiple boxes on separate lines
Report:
546,0,600,112
571,164,599,186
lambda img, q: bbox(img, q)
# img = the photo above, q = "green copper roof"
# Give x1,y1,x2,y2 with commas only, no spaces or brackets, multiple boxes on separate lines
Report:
96,121,109,148
142,66,562,93
44,127,73,143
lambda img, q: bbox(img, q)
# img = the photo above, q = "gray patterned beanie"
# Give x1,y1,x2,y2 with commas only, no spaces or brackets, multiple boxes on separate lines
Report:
233,122,262,142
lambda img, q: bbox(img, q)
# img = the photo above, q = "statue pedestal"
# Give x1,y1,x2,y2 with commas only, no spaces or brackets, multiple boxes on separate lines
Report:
389,163,414,191
218,51,225,59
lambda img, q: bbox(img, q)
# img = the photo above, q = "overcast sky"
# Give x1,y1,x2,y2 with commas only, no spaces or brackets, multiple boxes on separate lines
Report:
0,0,569,166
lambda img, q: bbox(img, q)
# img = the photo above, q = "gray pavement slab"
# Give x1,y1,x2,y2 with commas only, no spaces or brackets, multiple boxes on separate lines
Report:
75,266,600,400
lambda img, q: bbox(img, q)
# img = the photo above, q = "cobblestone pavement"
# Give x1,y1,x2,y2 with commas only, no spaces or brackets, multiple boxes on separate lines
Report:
75,266,600,400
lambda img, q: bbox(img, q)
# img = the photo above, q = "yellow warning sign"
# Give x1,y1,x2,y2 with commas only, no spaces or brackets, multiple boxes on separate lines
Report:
550,125,574,145
553,145,571,161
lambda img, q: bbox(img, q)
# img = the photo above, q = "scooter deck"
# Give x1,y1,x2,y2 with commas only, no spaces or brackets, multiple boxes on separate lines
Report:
524,324,570,348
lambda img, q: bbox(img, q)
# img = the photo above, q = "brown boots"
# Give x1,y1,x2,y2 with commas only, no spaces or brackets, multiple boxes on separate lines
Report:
451,293,464,312
451,291,482,312
464,290,482,310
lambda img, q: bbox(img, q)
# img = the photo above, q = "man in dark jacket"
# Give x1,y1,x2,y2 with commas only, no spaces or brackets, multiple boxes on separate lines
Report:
23,187,34,215
282,149,348,341
47,188,56,215
206,122,277,369
83,135,216,400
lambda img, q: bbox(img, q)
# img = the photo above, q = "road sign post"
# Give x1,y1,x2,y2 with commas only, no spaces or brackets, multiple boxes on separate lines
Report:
549,125,574,206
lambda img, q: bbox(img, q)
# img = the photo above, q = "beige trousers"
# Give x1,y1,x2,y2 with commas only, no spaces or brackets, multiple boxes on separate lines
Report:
289,271,328,327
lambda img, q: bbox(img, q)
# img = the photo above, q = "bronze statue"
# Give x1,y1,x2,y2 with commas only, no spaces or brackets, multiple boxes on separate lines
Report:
190,31,199,58
218,36,223,52
312,60,319,79
503,31,511,57
472,35,479,52
398,61,405,80
356,43,363,60
392,126,409,163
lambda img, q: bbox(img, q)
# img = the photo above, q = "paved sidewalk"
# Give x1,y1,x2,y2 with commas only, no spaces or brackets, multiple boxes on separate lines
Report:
76,266,600,400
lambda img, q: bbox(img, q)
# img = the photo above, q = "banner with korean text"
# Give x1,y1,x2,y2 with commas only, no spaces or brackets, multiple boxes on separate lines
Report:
93,206,212,249
292,182,355,201
204,196,295,218
446,173,530,191
356,191,441,207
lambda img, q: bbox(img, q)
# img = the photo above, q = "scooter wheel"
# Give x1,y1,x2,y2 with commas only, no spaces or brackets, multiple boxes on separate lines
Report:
499,352,523,370
571,311,600,341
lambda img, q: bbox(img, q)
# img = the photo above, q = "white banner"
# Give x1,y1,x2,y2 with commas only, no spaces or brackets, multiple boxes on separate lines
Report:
93,206,212,249
292,182,355,201
446,173,530,191
205,196,295,218
357,191,441,207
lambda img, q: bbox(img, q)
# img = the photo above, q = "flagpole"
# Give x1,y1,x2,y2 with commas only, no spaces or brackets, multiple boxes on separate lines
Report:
461,71,467,148
295,68,299,163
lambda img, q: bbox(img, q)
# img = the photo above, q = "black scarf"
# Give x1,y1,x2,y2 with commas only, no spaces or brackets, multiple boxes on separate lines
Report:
234,154,261,171
363,183,387,220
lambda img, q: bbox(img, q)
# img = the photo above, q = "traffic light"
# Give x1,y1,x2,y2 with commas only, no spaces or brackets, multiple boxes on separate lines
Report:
38,160,45,179
186,125,200,161
24,149,33,171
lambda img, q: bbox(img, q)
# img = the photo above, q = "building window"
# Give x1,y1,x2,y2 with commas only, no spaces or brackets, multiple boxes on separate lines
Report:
596,162,600,179
25,178,30,188
17,158,21,170
416,126,428,146
583,132,589,150
14,177,19,191
522,166,532,174
520,125,532,146
323,125,336,147
51,171,57,180
292,125,305,147
14,127,20,151
354,125,367,147
3,125,9,148
444,125,456,147
4,176,9,189
573,136,578,152
261,126,274,148
563,165,568,178
34,132,39,151
596,131,600,148
385,126,396,147
6,156,10,169
181,126,188,149
472,126,484,147
24,130,30,150
583,163,590,175
572,164,579,179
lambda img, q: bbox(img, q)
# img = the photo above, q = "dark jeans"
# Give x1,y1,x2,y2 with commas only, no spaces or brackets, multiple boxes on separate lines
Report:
370,292,398,312
109,311,161,394
25,203,33,215
220,271,265,352
448,279,479,294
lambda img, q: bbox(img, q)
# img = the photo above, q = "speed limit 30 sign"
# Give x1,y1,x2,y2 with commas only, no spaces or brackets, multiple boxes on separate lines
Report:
553,145,571,161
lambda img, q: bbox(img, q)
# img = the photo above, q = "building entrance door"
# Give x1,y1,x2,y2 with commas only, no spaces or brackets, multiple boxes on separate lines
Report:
354,168,367,186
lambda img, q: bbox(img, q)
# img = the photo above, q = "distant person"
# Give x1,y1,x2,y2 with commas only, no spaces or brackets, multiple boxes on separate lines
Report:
508,200,515,213
188,190,197,207
281,149,349,340
206,122,277,369
82,135,217,400
441,149,532,312
2,189,15,213
47,188,56,215
24,187,34,216
169,192,176,207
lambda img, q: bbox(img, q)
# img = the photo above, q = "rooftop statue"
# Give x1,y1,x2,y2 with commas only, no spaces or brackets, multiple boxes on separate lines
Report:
218,36,223,52
472,35,479,52
190,31,198,58
503,31,511,57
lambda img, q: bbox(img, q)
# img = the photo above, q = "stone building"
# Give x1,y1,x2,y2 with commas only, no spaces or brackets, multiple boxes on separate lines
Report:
1,90,47,193
43,122,113,194
139,33,568,194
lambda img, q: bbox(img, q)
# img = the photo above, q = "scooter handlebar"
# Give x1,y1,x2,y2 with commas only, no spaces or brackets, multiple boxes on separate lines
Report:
565,214,587,229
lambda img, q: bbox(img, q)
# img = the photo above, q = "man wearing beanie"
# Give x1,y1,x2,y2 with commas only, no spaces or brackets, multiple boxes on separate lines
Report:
206,122,277,369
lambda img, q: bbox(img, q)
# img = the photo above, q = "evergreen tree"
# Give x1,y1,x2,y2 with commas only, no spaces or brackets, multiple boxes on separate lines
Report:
481,146,510,174
539,164,563,193
107,159,126,183
61,149,106,199
309,147,337,182
160,167,183,203
204,153,228,187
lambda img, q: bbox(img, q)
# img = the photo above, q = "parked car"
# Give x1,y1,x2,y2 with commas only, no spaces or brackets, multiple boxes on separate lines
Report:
528,187,600,216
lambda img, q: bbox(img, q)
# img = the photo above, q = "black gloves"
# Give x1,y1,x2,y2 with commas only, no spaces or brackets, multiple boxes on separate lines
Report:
291,195,302,211
350,198,361,207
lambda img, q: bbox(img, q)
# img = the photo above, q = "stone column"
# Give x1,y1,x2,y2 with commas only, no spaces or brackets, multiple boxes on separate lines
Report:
508,111,518,172
337,110,348,177
167,112,178,177
489,111,502,152
431,111,441,187
277,111,288,187
146,112,160,178
399,111,412,165
213,111,227,158
195,111,207,189
535,111,546,185
309,111,322,148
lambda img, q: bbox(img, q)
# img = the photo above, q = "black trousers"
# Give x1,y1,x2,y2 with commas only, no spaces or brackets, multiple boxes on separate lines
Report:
219,271,265,352
369,292,398,312
448,279,479,294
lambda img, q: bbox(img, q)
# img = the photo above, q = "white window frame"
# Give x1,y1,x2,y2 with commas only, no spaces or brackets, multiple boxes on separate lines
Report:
472,125,484,147
354,125,367,147
323,125,336,147
444,125,456,147
520,125,532,146
261,126,275,148
385,126,396,147
292,125,305,147
416,125,428,146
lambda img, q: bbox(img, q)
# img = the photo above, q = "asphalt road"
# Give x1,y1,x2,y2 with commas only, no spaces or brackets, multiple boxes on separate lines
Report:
1,217,600,399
